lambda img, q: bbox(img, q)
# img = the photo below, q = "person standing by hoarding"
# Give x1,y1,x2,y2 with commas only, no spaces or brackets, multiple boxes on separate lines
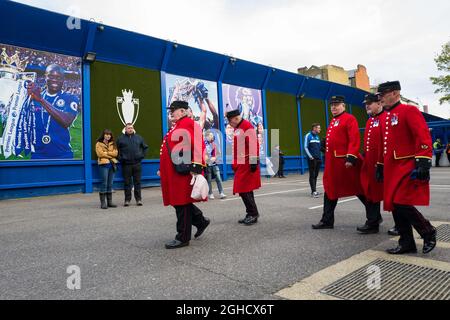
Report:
95,129,118,209
433,138,443,167
304,123,322,198
117,123,148,207
205,130,226,200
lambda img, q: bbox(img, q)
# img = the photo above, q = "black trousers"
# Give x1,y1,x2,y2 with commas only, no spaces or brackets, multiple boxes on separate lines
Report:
240,192,259,218
277,157,285,177
308,159,322,193
392,204,435,248
365,201,382,227
122,162,142,202
321,193,381,227
435,153,442,167
174,204,207,243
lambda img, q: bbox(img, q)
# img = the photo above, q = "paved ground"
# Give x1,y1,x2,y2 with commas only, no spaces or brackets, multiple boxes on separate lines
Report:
1,168,449,300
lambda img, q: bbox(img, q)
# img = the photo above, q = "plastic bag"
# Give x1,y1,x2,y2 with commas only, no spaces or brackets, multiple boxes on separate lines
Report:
190,174,209,200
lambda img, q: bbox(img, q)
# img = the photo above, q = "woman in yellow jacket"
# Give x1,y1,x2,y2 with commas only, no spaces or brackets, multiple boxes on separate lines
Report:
96,129,119,209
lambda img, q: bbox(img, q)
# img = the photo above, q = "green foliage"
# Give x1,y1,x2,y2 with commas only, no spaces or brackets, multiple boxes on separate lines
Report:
430,41,450,105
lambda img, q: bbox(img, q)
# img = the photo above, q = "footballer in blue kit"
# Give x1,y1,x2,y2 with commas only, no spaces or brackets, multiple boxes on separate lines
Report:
27,64,79,159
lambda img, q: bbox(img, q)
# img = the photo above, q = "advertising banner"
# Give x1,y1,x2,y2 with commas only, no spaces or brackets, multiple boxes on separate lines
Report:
0,44,82,161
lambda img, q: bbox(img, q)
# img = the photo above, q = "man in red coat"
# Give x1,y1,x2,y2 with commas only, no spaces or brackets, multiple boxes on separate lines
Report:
226,109,262,226
377,81,437,254
312,96,370,230
160,101,210,249
355,93,391,235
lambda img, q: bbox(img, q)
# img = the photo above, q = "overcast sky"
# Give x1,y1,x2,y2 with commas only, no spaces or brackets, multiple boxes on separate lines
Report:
13,0,450,118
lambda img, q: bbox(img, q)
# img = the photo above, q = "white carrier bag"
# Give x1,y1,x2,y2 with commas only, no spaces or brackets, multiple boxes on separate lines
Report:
190,174,209,200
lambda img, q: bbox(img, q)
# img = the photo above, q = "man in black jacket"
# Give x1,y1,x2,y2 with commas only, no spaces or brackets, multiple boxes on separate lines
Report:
117,123,149,206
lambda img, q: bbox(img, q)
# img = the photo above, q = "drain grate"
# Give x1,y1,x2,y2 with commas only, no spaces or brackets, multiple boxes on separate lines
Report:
320,259,450,300
435,224,450,243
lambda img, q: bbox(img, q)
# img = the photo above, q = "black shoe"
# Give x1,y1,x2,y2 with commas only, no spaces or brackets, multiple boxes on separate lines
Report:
165,240,189,249
388,227,400,236
312,222,334,230
357,224,379,234
386,245,417,255
239,216,249,224
136,200,143,206
195,218,210,239
423,229,437,254
377,217,384,225
239,215,259,224
243,216,258,226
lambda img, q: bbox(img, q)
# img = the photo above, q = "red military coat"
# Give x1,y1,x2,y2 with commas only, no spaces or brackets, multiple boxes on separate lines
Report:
323,112,363,200
378,103,432,212
360,112,384,203
232,119,262,195
160,116,206,206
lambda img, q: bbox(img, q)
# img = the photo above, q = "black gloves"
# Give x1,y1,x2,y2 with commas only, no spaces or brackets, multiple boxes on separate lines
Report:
414,158,431,181
346,155,357,166
250,156,259,173
376,164,384,182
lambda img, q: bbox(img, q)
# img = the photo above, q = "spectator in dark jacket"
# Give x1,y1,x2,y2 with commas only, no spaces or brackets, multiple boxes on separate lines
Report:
116,123,148,206
273,145,286,178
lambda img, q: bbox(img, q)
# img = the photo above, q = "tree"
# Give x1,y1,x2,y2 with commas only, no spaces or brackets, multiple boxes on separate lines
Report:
430,41,450,105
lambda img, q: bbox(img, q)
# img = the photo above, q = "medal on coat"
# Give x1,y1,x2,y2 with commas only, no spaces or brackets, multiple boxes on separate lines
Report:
391,114,399,126
334,120,340,127
373,119,380,127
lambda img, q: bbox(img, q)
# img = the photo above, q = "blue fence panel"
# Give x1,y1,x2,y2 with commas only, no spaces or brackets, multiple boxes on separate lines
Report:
0,1,386,200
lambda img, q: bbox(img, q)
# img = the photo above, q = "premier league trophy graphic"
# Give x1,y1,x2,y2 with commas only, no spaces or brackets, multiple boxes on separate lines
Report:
0,47,36,159
117,89,140,132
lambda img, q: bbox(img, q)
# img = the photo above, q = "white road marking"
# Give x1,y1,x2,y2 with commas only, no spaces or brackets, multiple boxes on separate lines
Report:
220,188,312,202
222,179,310,191
308,197,359,210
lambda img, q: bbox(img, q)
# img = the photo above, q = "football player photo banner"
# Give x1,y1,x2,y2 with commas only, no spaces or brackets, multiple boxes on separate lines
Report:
222,84,266,160
164,74,220,132
164,74,222,162
0,44,83,161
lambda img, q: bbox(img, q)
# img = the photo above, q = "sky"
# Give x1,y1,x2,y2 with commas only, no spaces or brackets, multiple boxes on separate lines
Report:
12,0,450,118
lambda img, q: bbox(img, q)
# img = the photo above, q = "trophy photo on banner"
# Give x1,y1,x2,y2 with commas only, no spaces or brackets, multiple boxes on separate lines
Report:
0,48,36,160
165,74,220,133
116,89,140,133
